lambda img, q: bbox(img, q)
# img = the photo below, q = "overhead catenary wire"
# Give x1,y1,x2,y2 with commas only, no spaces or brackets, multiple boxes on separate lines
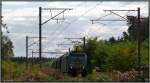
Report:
50,2,103,47
4,1,148,58
78,6,146,40
51,2,110,51
82,3,147,40
91,4,147,28
51,2,104,51
45,2,85,39
42,3,84,35
79,2,136,38
41,3,87,51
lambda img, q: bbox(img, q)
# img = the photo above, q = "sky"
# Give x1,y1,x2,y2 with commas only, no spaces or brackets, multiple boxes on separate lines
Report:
2,1,148,58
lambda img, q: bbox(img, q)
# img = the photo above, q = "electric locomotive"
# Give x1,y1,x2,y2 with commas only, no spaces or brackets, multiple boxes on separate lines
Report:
52,52,87,77
68,52,87,76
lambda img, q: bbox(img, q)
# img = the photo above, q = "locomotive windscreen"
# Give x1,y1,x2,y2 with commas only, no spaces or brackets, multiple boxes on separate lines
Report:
68,53,86,66
70,56,84,64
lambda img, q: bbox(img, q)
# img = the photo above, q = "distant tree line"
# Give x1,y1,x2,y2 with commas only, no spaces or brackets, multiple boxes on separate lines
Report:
10,57,55,64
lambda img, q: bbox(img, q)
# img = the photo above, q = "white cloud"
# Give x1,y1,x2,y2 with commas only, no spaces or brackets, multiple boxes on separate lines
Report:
2,1,148,57
2,2,30,5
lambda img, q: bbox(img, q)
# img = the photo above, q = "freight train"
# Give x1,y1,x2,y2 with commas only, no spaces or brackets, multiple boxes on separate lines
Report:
52,52,87,77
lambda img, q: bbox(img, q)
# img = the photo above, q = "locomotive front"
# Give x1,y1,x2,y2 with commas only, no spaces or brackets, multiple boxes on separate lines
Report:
68,53,87,76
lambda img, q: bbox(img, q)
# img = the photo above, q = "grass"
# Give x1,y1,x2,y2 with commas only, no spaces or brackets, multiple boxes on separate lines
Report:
2,60,112,82
1,60,148,82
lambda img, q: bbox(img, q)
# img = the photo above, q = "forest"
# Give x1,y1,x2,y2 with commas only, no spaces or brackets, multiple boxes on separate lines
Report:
1,15,149,81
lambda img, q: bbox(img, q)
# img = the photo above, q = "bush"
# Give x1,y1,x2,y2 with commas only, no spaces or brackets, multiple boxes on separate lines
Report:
1,60,64,82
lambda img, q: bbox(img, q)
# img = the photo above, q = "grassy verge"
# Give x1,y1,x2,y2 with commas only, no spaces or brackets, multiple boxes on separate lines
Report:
2,60,148,82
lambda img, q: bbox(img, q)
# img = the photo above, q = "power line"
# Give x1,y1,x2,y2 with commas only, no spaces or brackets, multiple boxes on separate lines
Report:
44,3,86,44
41,5,86,51
88,5,147,43
92,7,142,69
50,2,103,48
38,7,72,67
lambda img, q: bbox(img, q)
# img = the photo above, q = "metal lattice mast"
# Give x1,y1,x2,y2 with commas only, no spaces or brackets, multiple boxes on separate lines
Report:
38,7,72,67
26,36,46,68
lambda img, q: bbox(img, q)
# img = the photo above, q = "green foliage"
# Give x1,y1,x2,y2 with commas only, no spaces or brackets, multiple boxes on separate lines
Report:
1,60,26,81
1,18,14,59
111,41,137,71
85,37,99,73
92,41,111,71
1,35,14,59
108,36,116,43
141,39,149,65
126,16,149,41
1,16,148,82
79,16,149,72
1,60,64,82
82,37,148,72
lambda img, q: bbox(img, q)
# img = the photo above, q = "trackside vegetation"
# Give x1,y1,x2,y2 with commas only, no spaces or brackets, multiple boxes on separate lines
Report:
1,16,149,81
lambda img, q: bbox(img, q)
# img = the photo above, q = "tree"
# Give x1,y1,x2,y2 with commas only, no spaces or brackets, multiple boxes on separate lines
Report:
108,36,116,43
1,16,14,59
122,31,129,40
126,16,149,41
85,37,99,73
92,41,112,71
